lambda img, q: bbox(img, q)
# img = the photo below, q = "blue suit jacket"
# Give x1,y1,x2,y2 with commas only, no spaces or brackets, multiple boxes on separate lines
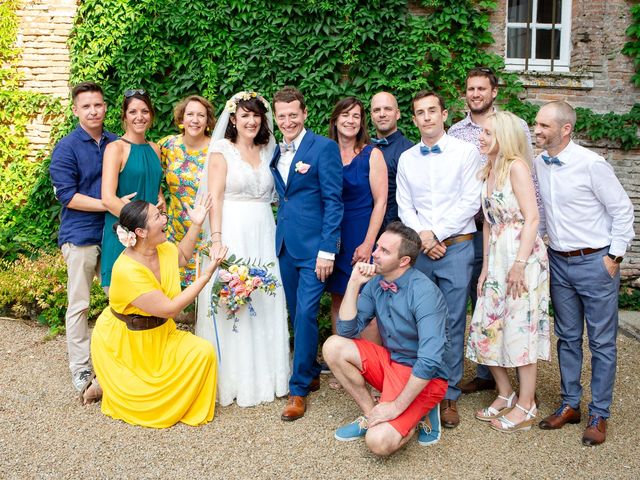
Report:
270,130,343,260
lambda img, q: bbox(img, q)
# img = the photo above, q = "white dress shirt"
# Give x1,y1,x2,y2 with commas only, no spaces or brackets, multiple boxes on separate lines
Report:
534,140,634,257
277,128,307,185
396,133,482,240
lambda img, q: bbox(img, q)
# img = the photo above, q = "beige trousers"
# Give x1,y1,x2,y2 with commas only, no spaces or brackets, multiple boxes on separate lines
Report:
61,243,100,376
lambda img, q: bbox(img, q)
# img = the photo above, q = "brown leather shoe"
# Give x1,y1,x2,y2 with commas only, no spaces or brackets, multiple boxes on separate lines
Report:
281,395,307,421
459,377,496,394
309,376,320,393
539,404,581,430
440,399,460,428
582,416,607,446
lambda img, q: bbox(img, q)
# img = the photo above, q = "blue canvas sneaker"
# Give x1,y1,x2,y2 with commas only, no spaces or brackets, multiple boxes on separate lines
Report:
417,403,441,446
335,416,368,441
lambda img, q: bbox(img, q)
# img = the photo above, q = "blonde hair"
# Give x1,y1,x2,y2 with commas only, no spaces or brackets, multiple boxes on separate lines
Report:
479,111,531,189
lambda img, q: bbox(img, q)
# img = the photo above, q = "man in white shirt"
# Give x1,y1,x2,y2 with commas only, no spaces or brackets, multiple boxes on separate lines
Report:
396,91,482,428
534,101,634,446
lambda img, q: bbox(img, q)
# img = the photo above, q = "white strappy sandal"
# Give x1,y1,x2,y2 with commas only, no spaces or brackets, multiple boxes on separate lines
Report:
475,391,517,421
491,403,537,433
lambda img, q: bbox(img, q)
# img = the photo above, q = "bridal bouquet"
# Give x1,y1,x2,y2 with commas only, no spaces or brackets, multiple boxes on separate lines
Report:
203,252,280,332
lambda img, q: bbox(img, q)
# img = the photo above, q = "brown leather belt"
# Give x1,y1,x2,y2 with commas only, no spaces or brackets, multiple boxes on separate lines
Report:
443,233,474,247
110,307,168,331
551,247,603,258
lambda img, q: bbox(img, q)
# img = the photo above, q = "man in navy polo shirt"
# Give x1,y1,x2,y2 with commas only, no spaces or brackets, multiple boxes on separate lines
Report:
50,82,128,399
370,92,414,229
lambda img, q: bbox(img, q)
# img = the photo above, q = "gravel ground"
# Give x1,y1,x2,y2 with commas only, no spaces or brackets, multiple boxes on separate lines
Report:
1,317,639,480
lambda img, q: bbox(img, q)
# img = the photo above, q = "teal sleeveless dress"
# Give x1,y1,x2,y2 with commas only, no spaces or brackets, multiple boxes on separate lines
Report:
101,140,163,287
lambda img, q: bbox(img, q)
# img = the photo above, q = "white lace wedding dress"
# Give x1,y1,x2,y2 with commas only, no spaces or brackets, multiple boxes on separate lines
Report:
195,138,290,407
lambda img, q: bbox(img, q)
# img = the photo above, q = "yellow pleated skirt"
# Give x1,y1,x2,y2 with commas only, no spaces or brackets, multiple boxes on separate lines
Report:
91,310,217,428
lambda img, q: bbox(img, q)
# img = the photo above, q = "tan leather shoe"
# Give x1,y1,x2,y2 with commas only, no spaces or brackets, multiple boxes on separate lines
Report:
309,376,320,393
582,416,607,446
281,395,307,421
440,399,460,428
459,377,496,394
539,404,581,430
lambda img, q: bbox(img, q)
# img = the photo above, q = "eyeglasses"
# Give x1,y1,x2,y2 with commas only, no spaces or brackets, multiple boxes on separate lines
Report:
124,89,147,98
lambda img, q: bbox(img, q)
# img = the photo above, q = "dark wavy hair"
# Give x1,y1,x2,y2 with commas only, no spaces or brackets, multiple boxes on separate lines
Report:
328,96,370,151
121,90,155,127
225,97,271,145
114,200,150,236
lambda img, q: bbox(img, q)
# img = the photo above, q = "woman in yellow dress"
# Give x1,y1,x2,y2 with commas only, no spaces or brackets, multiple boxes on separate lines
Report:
90,195,227,428
159,95,216,287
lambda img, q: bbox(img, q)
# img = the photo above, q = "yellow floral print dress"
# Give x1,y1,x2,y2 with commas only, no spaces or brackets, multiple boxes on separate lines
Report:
466,174,551,367
159,134,208,286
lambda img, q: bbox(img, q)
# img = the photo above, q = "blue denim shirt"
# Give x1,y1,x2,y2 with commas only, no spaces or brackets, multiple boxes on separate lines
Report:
49,125,117,246
337,267,449,381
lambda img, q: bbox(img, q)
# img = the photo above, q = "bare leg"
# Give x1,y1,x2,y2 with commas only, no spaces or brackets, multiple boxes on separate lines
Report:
365,423,415,457
322,335,375,414
330,293,343,335
476,366,516,416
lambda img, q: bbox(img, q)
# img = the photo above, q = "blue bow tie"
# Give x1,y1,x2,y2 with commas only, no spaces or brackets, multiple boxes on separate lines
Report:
371,137,389,146
279,142,296,155
420,144,441,155
542,154,563,166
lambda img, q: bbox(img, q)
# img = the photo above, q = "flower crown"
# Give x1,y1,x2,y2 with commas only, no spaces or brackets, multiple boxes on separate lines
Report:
224,91,270,114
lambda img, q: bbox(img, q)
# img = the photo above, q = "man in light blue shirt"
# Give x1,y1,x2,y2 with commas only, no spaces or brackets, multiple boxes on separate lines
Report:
323,222,448,456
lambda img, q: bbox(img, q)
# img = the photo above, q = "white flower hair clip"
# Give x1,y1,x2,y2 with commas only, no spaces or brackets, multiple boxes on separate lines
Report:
116,225,137,248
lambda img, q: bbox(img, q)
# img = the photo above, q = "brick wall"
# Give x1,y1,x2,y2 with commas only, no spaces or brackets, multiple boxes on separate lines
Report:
15,0,77,158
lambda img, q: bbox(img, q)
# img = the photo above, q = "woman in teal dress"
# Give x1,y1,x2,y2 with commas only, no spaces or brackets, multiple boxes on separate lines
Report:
101,89,164,289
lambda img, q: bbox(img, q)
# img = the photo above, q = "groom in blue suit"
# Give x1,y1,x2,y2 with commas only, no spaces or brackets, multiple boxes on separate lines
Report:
271,86,343,421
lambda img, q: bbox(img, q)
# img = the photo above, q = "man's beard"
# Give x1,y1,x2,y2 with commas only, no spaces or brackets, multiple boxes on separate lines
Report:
469,100,494,116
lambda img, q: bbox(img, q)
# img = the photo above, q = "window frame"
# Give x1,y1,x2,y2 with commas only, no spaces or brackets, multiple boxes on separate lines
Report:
504,0,572,72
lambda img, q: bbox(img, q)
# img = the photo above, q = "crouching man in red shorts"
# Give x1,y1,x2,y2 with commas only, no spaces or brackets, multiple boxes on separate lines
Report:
323,221,449,456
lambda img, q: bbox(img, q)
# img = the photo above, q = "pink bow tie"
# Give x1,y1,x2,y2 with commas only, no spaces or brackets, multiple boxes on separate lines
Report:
379,280,398,293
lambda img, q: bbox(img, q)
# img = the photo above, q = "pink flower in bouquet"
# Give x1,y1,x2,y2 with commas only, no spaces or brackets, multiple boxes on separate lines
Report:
234,283,247,297
229,278,241,289
218,269,233,282
252,277,263,288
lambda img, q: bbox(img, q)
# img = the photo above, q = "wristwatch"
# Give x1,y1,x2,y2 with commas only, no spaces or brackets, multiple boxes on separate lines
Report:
607,253,623,263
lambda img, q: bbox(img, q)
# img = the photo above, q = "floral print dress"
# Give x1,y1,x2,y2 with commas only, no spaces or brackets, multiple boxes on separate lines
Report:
466,173,551,367
159,134,208,287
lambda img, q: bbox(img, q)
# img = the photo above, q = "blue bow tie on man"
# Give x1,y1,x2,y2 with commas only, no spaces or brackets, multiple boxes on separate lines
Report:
542,154,563,166
280,142,296,155
420,144,441,155
371,137,389,146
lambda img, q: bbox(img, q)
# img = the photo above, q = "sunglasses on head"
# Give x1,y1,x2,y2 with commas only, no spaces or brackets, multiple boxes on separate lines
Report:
477,67,494,75
124,89,147,98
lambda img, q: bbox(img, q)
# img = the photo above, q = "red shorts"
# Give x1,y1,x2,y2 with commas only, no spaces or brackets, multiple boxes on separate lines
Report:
354,338,448,437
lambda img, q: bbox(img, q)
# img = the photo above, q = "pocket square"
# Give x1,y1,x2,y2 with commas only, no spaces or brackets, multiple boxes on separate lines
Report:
295,161,311,174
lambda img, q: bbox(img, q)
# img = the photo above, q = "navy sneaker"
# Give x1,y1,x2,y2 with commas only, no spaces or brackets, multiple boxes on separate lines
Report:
335,416,368,441
418,403,441,446
320,362,331,374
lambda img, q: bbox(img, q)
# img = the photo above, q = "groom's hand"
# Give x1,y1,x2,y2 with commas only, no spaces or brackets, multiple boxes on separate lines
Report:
315,258,334,282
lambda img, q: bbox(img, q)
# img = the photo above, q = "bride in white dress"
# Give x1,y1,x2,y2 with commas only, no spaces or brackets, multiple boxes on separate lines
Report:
195,92,290,407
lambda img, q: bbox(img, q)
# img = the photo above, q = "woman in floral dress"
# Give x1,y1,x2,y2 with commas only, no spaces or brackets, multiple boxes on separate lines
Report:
466,111,550,433
159,95,216,287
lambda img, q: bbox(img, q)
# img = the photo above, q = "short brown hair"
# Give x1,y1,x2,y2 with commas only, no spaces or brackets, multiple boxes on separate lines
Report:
173,95,216,134
328,97,370,150
273,86,306,111
383,221,421,266
466,67,499,90
71,82,103,103
411,90,446,113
